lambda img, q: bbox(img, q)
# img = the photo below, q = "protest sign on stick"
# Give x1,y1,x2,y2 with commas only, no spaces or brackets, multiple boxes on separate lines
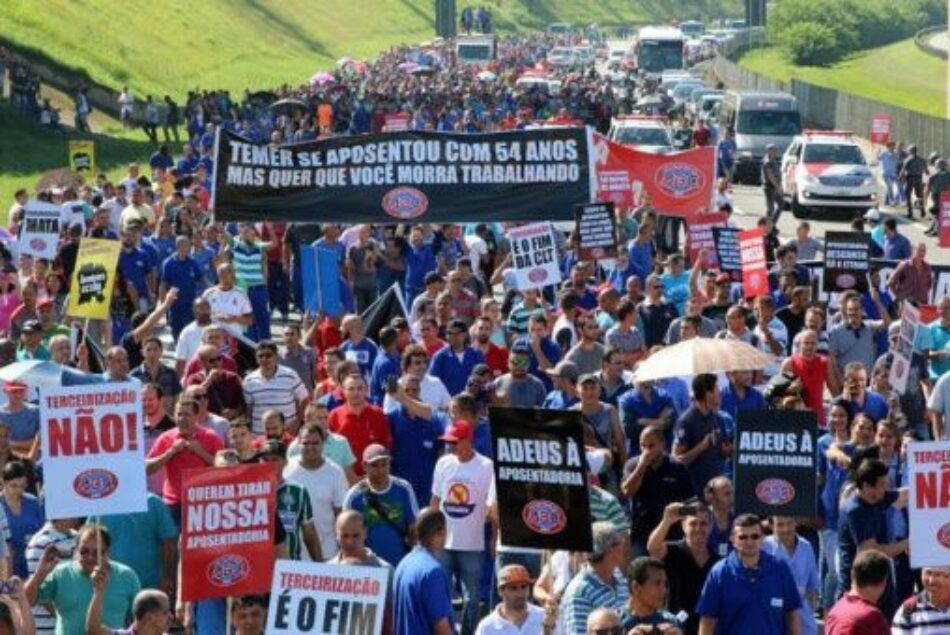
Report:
490,407,593,551
734,409,817,518
180,463,277,601
265,560,389,635
508,223,562,291
907,441,950,568
39,382,147,520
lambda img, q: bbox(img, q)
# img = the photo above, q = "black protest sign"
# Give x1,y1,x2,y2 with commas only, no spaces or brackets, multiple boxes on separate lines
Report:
823,232,870,293
712,226,741,274
734,409,818,518
214,127,592,223
490,407,593,551
575,202,618,260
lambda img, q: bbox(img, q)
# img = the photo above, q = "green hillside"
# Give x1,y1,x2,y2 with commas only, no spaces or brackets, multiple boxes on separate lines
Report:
739,38,947,117
0,0,739,98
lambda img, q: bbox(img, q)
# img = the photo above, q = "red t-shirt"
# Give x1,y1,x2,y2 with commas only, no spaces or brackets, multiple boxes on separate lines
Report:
328,403,392,476
423,339,447,358
825,593,890,635
789,353,828,425
483,343,509,376
147,425,224,505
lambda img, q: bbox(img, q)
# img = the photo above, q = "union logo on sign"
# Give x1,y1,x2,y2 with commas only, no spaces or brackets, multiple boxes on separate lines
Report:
73,469,119,500
937,522,950,549
655,163,705,199
381,187,429,220
207,554,249,587
522,499,567,535
29,238,46,251
755,478,795,506
527,268,548,283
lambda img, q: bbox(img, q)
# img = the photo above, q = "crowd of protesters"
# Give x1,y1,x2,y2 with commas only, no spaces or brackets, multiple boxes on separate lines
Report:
0,30,948,635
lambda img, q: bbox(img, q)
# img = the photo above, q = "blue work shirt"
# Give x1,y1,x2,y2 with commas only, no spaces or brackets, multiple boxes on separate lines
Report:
341,337,379,378
160,254,203,303
696,550,802,635
619,386,675,451
719,383,766,423
393,546,456,635
369,350,402,405
428,346,486,397
386,405,449,505
405,244,437,293
118,246,151,298
849,390,889,423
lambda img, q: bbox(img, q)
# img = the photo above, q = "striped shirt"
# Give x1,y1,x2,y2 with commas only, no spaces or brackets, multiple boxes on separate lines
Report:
561,566,629,635
892,593,950,634
243,365,309,433
589,486,631,532
26,524,77,633
231,240,266,288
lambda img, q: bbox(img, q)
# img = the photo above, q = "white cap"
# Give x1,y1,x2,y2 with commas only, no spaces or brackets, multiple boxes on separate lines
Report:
864,208,881,222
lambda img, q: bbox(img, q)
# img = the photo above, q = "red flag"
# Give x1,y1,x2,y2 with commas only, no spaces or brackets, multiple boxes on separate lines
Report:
180,463,277,601
870,114,891,144
739,228,768,298
592,133,716,223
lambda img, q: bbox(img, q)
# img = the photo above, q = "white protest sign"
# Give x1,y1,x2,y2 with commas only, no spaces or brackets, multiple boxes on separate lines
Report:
39,382,147,519
508,222,561,291
265,560,389,635
20,201,62,259
907,441,950,568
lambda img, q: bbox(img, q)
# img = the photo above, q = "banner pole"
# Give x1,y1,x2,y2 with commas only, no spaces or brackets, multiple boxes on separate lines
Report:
225,596,232,634
96,514,103,569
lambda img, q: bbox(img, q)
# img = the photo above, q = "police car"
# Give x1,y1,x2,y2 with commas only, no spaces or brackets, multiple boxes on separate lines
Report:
607,115,674,153
781,130,877,218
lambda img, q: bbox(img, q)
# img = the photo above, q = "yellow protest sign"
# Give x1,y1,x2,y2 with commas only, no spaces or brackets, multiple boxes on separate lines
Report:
67,238,122,320
68,139,96,174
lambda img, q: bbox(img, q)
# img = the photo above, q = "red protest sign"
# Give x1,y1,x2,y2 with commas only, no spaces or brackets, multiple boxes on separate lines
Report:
686,213,728,268
870,114,891,144
940,191,950,248
384,113,411,132
739,228,768,298
180,463,277,601
592,133,716,223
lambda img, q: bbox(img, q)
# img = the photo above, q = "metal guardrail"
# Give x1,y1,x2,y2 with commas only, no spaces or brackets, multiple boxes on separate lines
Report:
914,25,948,60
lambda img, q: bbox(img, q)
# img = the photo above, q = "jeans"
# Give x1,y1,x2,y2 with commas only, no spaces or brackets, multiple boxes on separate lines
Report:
819,529,838,609
440,549,483,635
883,175,901,206
764,187,783,223
245,284,271,342
267,261,290,318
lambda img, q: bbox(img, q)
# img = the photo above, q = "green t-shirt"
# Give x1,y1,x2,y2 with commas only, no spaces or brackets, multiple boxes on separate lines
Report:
38,560,140,635
276,482,314,560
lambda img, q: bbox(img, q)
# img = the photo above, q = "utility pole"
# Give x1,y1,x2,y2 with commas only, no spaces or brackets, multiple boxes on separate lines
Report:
435,0,457,38
745,0,767,27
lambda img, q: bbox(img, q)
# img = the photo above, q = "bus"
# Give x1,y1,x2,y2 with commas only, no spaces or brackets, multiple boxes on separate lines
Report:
456,35,496,65
680,20,705,37
634,26,686,74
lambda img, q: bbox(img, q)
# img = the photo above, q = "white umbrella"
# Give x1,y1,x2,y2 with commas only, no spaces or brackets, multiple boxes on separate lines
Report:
477,70,497,82
632,338,775,382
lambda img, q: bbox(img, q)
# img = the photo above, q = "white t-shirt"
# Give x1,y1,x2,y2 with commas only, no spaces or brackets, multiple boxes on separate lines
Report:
464,234,488,266
175,321,206,363
475,604,555,635
202,286,253,337
431,452,494,551
754,316,788,378
383,374,450,412
283,458,347,560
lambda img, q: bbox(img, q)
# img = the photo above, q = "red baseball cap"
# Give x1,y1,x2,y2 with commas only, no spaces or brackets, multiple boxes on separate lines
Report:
439,420,473,443
3,381,27,393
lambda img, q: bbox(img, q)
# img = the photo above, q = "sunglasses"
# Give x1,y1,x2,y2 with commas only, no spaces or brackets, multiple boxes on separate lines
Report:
736,533,762,541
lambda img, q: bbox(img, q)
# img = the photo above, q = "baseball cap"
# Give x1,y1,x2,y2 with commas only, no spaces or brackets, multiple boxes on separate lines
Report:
510,342,531,356
497,564,533,589
21,320,41,334
446,320,467,335
362,443,391,464
578,373,599,386
864,208,881,222
439,420,474,443
3,381,27,393
545,360,579,382
424,272,445,286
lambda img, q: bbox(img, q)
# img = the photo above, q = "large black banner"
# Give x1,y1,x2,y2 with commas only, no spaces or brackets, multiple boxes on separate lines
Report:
490,407,593,551
801,258,950,305
213,127,593,223
734,409,818,518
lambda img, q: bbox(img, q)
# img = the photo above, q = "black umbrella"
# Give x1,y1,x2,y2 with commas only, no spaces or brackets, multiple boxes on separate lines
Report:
361,283,410,342
269,98,309,116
